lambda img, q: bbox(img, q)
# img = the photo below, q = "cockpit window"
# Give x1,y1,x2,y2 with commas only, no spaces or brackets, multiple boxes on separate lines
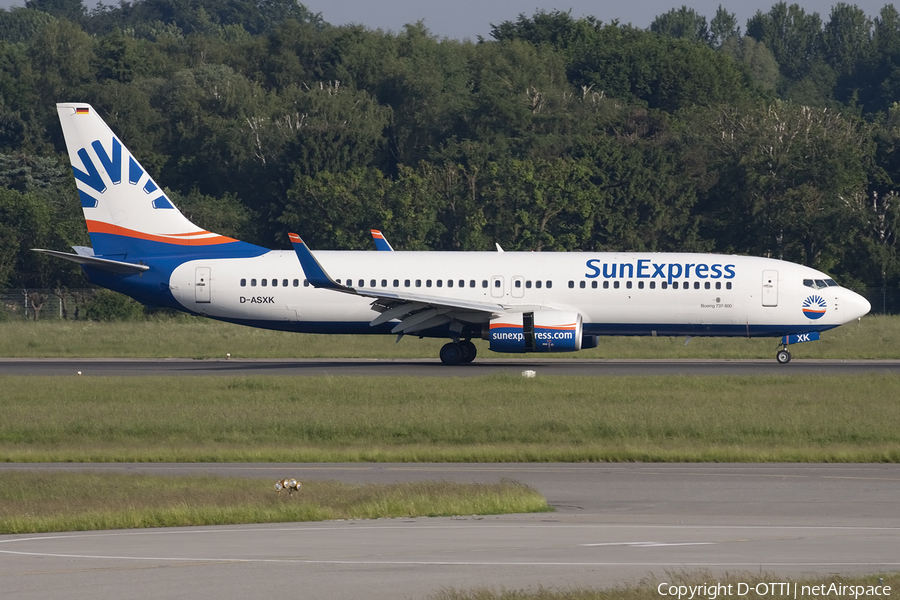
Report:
804,278,837,290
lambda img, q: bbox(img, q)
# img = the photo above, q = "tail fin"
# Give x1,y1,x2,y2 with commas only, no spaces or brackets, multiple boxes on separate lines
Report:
57,103,263,259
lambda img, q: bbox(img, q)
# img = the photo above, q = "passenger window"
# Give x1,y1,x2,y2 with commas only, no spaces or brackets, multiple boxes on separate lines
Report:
482,280,488,288
536,281,542,289
568,281,574,289
626,281,632,289
662,282,668,289
704,282,710,289
526,281,532,289
240,278,246,287
650,281,656,289
715,281,721,290
437,280,443,288
293,279,299,287
416,280,422,287
591,281,598,289
613,281,620,289
262,279,268,287
393,279,399,287
471,280,477,288
370,279,376,287
381,279,388,287
494,280,500,288
726,282,732,290
547,281,552,289
672,281,678,289
359,279,365,287
426,280,432,288
272,279,278,287
303,279,309,287
448,280,454,288
638,281,644,289
579,281,586,289
405,279,410,287
603,281,609,289
283,279,288,287
460,280,465,287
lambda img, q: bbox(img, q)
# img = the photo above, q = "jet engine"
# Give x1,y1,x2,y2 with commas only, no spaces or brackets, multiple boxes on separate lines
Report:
484,311,584,353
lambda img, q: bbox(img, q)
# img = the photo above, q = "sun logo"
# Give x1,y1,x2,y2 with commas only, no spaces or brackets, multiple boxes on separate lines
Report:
802,295,827,320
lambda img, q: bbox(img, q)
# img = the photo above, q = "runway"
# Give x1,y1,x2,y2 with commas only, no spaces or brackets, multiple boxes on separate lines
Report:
2,464,899,599
2,357,900,376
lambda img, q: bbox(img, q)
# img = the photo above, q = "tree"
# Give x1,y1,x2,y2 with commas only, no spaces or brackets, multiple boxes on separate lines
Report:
720,36,780,91
710,5,740,48
650,6,710,45
746,2,824,81
700,103,872,273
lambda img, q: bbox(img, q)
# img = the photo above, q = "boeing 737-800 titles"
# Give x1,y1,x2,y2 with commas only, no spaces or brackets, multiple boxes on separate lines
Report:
36,103,871,365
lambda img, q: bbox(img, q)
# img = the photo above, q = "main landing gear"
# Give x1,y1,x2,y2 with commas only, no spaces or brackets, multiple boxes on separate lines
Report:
439,340,477,365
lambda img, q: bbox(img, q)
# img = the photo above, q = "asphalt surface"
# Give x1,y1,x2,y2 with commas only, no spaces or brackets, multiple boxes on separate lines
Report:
1,463,898,599
2,357,900,376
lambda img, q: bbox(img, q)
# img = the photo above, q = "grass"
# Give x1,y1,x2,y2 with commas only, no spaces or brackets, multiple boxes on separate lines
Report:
0,471,549,534
430,572,899,600
0,313,894,359
2,373,899,463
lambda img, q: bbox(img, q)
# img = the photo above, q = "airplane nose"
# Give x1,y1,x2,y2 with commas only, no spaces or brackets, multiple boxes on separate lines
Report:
846,290,871,320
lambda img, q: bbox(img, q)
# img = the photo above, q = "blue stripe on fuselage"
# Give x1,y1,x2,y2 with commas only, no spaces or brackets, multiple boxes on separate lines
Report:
86,232,268,261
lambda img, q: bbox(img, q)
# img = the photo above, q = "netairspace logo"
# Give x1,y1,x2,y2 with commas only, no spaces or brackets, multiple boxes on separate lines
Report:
656,581,892,599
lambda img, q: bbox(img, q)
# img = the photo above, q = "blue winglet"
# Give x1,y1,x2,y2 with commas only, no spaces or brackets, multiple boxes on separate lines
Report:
288,233,350,291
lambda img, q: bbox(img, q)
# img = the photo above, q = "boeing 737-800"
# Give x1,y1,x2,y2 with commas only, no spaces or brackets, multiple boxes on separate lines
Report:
36,103,871,365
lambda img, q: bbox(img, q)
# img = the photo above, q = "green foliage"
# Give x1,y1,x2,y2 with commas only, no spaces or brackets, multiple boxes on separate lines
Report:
650,5,710,44
0,1,898,295
81,289,145,321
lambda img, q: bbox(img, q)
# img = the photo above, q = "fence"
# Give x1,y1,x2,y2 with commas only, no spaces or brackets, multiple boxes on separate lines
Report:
0,289,100,321
2,287,900,321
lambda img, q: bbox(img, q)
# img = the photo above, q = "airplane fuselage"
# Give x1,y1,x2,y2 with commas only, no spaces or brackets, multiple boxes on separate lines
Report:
88,250,868,340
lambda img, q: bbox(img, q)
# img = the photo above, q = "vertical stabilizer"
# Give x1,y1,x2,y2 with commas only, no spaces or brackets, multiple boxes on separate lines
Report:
57,103,262,258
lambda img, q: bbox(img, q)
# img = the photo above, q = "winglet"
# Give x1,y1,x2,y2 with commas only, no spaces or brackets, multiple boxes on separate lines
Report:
288,233,353,292
370,229,394,251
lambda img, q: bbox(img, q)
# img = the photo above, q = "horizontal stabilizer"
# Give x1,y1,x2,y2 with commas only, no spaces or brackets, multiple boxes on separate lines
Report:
32,248,149,274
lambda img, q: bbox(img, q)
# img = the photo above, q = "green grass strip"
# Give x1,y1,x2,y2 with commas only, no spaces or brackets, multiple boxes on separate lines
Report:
0,471,549,534
1,374,899,463
0,313,895,358
430,572,899,600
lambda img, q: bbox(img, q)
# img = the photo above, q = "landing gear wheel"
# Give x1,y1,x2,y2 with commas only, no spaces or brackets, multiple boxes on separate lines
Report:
460,340,477,364
440,342,464,365
776,349,792,364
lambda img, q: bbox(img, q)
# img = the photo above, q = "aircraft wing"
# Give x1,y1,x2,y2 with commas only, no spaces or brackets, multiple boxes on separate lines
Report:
289,233,540,335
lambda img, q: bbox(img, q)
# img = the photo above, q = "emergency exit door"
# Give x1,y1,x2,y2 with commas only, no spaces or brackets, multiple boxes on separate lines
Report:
195,267,211,303
762,270,778,307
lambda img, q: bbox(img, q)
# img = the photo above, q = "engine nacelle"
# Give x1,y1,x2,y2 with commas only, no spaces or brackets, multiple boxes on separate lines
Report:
484,311,583,353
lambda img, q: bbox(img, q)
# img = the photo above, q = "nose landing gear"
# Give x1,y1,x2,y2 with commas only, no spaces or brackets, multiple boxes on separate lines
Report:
776,348,792,364
775,331,820,364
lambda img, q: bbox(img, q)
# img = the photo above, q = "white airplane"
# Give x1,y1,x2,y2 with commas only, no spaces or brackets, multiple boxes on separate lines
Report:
36,103,871,365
